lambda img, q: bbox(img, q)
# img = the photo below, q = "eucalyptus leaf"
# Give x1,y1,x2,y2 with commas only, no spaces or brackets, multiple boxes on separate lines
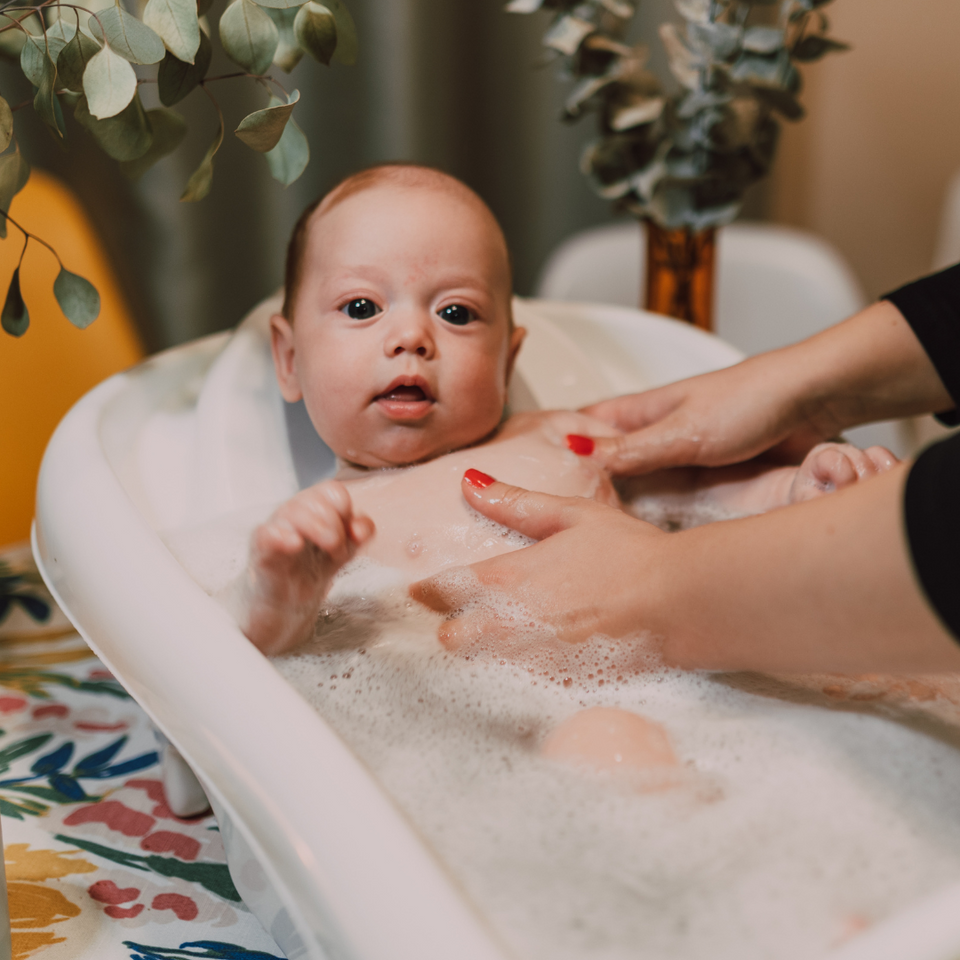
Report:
88,7,165,64
158,29,212,105
251,0,305,9
57,29,102,92
543,15,594,56
322,0,357,65
742,26,783,54
673,0,709,23
792,34,849,62
20,34,51,86
75,93,152,160
0,148,30,240
83,43,138,118
264,109,308,185
144,0,201,64
181,116,223,201
0,97,12,153
53,268,100,328
219,0,278,74
687,21,741,60
264,6,302,71
2,268,29,337
610,96,664,131
33,52,64,138
235,88,299,151
0,13,43,60
505,0,543,12
293,2,336,65
659,22,700,89
119,107,187,178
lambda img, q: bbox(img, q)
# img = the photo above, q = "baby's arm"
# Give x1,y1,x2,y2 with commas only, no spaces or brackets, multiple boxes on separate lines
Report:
684,443,900,516
617,443,898,527
225,481,374,655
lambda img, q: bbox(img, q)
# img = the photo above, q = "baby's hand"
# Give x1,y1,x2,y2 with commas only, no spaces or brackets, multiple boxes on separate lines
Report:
240,481,374,655
789,443,899,503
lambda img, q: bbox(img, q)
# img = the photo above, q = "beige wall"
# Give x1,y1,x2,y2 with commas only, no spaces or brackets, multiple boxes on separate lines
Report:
768,0,960,300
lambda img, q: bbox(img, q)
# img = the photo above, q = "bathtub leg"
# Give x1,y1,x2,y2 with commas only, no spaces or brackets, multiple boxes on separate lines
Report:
156,731,212,818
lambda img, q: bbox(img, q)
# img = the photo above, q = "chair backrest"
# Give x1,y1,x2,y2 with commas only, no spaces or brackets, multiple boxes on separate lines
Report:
0,170,143,547
535,220,867,356
933,169,960,272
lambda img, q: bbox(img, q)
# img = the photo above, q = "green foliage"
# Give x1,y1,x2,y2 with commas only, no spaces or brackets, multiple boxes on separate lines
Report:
181,112,224,201
53,267,101,328
235,89,300,151
143,0,202,64
0,0,358,336
508,0,848,230
1,267,28,336
219,0,279,75
294,2,337,65
264,103,309,184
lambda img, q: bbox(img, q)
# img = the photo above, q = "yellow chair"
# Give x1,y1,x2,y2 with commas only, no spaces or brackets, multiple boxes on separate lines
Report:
0,170,143,548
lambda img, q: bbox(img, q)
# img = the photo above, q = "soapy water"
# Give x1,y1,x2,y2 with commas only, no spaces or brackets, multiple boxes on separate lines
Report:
164,508,960,960
274,560,960,960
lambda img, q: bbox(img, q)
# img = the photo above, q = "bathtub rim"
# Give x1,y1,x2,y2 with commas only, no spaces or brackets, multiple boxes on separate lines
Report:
32,335,514,960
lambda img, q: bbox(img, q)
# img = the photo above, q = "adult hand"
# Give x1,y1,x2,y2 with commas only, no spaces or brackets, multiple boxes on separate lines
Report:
411,466,960,674
581,356,827,477
410,473,667,649
578,300,951,478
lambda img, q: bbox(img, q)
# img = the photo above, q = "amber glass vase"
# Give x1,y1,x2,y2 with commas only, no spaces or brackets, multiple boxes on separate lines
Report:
644,220,717,331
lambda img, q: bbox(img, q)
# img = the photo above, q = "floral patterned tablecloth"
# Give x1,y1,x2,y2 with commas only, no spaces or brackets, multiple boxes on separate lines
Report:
0,544,286,960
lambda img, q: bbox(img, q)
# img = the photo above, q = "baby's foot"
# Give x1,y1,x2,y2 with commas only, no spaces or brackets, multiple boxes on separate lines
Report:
789,442,899,503
239,481,374,655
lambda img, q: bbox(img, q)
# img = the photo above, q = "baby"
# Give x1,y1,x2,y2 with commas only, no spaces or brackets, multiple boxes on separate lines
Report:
232,163,897,656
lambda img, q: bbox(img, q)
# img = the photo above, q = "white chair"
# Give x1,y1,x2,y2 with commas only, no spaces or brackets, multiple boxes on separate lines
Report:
535,220,917,456
933,168,960,272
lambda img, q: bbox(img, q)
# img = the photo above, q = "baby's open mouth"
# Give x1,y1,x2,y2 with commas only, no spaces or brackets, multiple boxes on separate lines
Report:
378,385,430,402
374,377,436,419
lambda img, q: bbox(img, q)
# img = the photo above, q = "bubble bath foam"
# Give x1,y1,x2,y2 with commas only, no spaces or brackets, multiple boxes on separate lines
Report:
272,561,960,960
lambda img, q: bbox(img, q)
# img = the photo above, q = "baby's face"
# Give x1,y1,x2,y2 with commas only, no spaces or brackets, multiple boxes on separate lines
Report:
271,184,524,468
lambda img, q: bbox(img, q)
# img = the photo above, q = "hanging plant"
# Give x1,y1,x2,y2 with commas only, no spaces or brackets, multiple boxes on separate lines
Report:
508,0,847,326
0,0,357,336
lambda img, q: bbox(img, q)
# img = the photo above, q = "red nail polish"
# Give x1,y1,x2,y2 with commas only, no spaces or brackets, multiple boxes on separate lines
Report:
566,434,595,456
464,469,495,489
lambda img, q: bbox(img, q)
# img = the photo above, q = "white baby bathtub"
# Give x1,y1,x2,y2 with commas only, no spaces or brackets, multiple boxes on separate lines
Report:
31,297,960,960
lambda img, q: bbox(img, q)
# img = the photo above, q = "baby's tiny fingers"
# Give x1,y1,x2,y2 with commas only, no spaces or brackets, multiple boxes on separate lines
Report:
864,445,899,472
286,498,353,561
255,517,304,556
349,515,375,544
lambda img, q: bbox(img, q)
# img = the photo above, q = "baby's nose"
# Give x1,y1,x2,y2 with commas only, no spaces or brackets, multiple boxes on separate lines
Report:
385,313,435,358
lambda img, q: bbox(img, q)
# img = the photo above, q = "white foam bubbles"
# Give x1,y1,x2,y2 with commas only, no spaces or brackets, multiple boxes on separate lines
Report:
274,562,960,960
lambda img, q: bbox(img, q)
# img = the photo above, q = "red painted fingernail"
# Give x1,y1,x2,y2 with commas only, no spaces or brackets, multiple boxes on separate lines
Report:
464,469,495,489
566,434,595,456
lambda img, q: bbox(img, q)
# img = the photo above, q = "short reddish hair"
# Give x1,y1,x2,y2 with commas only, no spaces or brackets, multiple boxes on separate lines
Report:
281,163,512,320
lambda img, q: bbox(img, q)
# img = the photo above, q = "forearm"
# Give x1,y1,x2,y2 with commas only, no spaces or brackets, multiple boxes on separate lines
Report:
655,463,960,673
785,300,953,437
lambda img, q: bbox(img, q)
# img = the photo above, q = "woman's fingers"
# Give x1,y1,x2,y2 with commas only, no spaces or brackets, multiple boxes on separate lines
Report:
461,471,606,540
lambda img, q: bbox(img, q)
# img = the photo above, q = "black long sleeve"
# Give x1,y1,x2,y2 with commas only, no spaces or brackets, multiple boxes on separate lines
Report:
883,264,960,638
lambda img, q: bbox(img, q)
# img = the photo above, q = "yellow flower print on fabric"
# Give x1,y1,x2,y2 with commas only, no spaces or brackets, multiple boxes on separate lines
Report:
5,844,96,959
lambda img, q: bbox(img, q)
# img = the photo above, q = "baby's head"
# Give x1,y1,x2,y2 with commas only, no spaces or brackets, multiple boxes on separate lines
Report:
271,164,525,469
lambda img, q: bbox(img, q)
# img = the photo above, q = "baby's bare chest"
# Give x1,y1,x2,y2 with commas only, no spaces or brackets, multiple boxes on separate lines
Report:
344,415,616,579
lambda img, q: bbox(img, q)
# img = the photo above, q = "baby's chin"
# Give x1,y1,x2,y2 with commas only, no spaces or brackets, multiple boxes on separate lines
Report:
329,432,482,471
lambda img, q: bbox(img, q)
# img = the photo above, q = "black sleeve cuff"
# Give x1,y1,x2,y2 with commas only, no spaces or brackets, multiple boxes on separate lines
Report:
883,262,960,425
904,431,960,641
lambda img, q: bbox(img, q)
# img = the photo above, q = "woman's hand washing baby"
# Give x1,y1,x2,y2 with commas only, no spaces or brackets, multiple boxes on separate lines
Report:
229,164,899,656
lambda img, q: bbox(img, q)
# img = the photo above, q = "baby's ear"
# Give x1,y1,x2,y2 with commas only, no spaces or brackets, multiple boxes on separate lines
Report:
270,314,303,402
505,325,526,383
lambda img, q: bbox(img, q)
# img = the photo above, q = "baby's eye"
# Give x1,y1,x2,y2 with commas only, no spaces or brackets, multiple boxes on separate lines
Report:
438,304,474,326
341,298,381,320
